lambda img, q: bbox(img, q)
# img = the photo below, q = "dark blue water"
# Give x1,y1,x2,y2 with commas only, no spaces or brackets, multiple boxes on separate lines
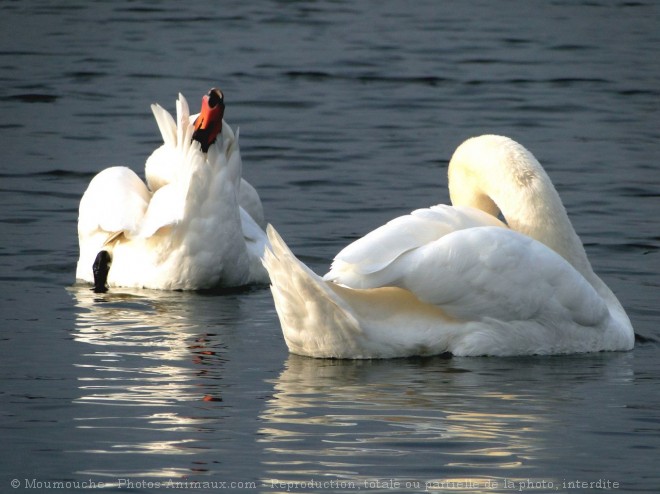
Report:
1,1,659,492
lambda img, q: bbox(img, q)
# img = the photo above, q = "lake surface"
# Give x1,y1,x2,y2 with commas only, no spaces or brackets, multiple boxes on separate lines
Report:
1,1,659,492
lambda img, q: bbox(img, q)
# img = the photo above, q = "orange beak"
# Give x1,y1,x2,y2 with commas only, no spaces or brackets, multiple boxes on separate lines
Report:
192,88,225,152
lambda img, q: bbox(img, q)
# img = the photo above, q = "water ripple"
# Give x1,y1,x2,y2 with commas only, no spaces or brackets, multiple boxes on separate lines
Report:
1,0,659,490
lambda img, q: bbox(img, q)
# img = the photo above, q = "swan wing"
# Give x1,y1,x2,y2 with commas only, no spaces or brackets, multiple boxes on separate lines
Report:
326,203,608,328
136,183,185,238
241,206,270,283
324,205,506,286
241,207,266,249
239,178,266,229
78,166,151,237
139,139,209,238
384,226,608,327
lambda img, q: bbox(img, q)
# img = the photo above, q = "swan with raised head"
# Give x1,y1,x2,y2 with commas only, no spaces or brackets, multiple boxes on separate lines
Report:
76,88,269,291
263,135,634,358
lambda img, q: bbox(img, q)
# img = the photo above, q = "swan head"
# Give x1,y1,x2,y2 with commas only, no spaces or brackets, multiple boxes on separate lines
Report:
192,88,225,152
447,136,506,218
146,89,235,192
448,135,594,279
448,135,558,222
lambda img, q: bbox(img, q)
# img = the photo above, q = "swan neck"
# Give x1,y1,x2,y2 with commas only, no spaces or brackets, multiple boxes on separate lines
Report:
448,136,594,280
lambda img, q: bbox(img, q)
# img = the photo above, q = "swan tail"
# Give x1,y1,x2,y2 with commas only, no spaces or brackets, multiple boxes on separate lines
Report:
263,225,366,358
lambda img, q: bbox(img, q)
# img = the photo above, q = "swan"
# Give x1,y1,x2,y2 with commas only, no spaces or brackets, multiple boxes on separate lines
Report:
76,88,269,292
263,135,634,358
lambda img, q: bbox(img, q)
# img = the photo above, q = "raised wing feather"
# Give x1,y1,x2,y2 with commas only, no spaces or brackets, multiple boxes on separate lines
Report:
150,103,177,148
324,205,506,285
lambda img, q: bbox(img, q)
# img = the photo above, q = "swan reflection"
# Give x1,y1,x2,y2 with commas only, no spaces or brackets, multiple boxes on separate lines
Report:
68,286,242,477
259,354,633,492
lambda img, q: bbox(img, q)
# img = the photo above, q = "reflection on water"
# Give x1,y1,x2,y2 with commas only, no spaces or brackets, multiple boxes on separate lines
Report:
71,286,234,402
3,0,658,489
68,286,241,479
23,287,651,492
259,354,636,493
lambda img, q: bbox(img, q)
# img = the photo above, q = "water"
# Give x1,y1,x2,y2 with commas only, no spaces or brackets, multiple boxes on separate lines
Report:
1,1,659,492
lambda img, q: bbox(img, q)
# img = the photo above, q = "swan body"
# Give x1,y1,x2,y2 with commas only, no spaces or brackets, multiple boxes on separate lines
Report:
76,90,269,290
264,135,634,358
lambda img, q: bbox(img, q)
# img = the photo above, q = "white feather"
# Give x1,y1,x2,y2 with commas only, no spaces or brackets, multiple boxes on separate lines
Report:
76,92,268,290
264,135,634,358
150,103,177,149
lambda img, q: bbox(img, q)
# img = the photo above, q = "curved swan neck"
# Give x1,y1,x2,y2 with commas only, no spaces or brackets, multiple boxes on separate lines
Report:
448,135,594,280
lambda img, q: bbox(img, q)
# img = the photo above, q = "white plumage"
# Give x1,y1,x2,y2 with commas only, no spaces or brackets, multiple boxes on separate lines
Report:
263,135,634,358
76,91,268,290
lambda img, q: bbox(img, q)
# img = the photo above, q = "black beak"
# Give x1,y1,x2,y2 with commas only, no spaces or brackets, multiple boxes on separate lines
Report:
92,250,112,293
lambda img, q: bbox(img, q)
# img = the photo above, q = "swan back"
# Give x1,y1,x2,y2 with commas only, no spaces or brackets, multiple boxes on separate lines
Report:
325,205,506,288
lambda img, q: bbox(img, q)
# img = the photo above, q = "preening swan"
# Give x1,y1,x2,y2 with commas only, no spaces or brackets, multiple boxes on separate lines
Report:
263,135,634,358
76,88,269,291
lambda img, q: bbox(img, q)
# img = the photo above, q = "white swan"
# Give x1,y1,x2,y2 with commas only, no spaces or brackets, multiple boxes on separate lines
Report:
76,89,269,291
263,135,634,358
